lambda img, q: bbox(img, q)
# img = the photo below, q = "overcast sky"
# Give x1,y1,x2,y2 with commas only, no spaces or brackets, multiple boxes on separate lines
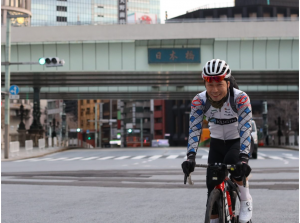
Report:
160,0,234,22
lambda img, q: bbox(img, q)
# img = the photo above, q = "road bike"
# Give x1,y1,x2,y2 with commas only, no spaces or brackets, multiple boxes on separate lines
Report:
184,163,252,223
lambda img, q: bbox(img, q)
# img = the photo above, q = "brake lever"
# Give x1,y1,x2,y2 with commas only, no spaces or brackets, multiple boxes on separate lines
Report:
242,175,246,187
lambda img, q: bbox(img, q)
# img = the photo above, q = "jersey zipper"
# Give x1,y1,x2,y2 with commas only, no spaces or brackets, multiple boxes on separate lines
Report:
220,107,225,143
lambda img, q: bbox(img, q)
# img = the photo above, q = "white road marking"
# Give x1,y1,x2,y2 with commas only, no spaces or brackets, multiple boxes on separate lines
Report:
48,157,68,161
148,155,162,160
257,156,265,159
14,158,38,162
201,155,208,159
284,156,298,160
64,157,83,161
268,156,283,160
98,156,114,160
258,152,267,157
114,156,130,160
81,157,99,160
131,156,146,159
29,158,53,161
166,155,179,159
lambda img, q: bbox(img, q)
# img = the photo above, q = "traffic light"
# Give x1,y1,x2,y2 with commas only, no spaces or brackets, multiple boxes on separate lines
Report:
76,128,81,132
39,57,65,67
87,135,91,140
127,129,132,134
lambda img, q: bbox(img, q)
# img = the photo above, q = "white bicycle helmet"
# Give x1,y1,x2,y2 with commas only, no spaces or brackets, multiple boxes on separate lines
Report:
202,59,231,82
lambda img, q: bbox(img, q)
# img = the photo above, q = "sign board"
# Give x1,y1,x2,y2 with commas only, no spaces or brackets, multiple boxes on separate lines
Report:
118,0,127,24
9,95,19,99
9,85,19,95
127,13,157,24
86,130,90,134
148,48,201,64
152,139,170,147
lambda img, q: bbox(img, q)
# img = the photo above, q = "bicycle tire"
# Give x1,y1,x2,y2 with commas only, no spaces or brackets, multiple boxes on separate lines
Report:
204,189,225,223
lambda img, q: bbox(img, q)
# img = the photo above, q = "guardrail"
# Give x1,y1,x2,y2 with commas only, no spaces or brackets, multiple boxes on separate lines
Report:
25,140,33,151
48,138,52,147
38,138,45,149
69,138,78,146
10,141,20,153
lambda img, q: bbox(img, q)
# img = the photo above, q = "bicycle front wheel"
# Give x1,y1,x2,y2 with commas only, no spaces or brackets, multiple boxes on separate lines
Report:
204,189,225,223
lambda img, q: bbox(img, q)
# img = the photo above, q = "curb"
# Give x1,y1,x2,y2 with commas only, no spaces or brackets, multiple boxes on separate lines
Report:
1,147,70,162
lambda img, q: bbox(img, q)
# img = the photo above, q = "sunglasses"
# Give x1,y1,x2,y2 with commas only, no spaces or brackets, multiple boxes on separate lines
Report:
203,73,226,83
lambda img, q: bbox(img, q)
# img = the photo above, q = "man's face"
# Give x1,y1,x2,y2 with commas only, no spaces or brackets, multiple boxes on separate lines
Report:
205,80,230,101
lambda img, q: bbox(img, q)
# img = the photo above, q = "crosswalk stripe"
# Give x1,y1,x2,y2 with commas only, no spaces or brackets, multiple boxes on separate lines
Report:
64,157,83,161
114,156,130,160
48,157,68,161
284,156,298,160
148,155,162,160
166,155,178,159
131,156,146,159
81,157,99,160
202,155,208,159
30,158,53,162
268,156,283,160
14,158,37,162
257,156,265,159
98,156,114,160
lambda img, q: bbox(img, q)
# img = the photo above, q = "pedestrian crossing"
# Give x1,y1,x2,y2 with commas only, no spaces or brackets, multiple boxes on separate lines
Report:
13,154,299,162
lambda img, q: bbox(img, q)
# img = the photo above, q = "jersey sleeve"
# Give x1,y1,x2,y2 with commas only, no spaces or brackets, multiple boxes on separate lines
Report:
187,94,205,155
236,92,252,156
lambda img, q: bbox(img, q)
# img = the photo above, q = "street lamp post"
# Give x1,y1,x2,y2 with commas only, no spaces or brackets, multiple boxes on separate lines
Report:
3,13,30,159
4,15,11,159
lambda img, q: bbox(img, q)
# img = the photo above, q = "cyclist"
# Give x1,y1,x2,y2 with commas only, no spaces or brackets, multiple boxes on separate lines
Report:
182,59,253,223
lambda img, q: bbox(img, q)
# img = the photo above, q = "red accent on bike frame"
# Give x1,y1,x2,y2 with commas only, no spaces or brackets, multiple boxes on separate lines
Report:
215,181,225,191
226,191,233,216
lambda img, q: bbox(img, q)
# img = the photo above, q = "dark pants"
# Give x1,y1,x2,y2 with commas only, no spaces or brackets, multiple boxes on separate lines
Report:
206,137,240,200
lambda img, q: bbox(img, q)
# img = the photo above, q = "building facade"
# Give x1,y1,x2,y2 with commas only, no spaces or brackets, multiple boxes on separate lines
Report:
30,0,160,26
1,0,32,26
168,0,298,20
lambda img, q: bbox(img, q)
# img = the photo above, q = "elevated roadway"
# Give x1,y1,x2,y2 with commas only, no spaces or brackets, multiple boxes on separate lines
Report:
1,20,298,99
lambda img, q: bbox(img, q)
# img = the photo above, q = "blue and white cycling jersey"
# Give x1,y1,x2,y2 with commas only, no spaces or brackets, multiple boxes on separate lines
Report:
187,88,252,156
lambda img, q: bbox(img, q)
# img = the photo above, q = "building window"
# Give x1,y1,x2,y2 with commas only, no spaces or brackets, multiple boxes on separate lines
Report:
86,108,90,114
57,6,67,12
57,16,67,22
94,100,97,103
87,100,90,104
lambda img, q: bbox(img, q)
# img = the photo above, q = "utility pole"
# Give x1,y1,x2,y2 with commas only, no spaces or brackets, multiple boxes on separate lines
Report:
140,118,143,148
95,103,98,147
99,103,103,148
4,14,11,159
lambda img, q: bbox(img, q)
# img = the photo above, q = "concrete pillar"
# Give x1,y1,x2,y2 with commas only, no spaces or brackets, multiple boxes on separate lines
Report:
213,9,218,18
3,9,7,26
272,7,277,17
257,6,263,18
242,7,248,18
286,8,291,18
227,8,233,18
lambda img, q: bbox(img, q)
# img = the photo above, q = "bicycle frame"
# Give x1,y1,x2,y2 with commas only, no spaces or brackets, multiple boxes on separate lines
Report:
215,177,235,222
186,164,242,223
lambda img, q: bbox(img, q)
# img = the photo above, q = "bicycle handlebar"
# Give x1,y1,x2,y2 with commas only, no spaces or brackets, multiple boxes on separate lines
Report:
184,163,247,187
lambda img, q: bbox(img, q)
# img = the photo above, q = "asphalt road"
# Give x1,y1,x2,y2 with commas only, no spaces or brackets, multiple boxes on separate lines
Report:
2,147,299,223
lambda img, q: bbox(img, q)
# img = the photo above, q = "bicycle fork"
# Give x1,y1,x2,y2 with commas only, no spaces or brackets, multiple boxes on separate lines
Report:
224,190,233,222
216,181,233,223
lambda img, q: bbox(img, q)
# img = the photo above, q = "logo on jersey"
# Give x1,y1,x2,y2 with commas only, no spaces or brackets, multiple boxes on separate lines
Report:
208,117,237,125
191,98,204,107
